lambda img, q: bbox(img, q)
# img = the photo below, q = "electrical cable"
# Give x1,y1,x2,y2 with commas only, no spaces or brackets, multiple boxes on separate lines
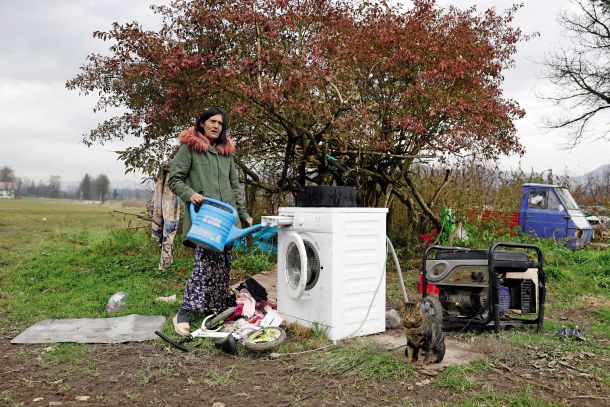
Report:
445,317,475,337
387,236,410,303
338,236,407,340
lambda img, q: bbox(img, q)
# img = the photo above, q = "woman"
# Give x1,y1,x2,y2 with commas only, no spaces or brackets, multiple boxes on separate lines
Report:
168,107,252,336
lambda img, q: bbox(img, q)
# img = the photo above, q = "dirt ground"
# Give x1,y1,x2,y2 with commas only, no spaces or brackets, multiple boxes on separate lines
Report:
2,329,608,407
1,270,609,406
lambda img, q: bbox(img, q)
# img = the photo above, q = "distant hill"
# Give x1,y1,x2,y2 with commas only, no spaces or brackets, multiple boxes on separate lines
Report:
573,164,610,185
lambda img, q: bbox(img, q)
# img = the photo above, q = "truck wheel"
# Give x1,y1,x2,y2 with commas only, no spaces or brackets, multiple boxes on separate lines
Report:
242,327,286,352
422,297,444,326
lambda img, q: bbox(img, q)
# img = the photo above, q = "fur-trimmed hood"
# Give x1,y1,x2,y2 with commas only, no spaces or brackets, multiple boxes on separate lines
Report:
178,127,235,155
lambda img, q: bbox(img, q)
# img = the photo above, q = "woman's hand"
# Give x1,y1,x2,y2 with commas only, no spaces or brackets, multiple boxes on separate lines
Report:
246,217,253,226
189,193,204,204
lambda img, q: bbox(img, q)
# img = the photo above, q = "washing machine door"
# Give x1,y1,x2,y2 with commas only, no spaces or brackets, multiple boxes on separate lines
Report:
284,232,308,299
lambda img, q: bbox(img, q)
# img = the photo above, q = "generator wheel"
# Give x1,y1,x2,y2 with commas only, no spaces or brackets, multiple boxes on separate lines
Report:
421,297,444,326
242,327,286,352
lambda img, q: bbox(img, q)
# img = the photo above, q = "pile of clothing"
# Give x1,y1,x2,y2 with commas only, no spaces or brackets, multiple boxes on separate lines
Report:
219,277,283,333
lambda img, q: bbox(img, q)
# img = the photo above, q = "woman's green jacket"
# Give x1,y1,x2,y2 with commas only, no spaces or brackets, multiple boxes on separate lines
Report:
168,141,250,237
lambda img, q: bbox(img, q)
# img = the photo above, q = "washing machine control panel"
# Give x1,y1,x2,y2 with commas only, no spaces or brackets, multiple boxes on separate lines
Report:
278,209,332,233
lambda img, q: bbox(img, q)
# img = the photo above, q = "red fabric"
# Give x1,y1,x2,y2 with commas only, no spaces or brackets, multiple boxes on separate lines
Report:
420,229,438,246
225,303,244,322
508,211,520,232
247,315,263,325
466,209,520,236
418,272,440,295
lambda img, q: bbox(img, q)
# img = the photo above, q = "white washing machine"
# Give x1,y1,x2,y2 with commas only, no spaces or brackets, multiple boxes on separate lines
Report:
263,207,388,341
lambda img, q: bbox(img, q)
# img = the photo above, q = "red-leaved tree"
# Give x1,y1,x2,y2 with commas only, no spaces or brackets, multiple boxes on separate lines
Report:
67,0,525,228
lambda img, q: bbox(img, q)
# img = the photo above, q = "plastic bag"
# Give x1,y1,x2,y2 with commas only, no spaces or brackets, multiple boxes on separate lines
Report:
106,291,128,313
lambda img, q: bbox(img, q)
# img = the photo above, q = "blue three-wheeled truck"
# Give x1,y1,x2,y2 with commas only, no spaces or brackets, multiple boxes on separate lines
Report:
519,183,593,249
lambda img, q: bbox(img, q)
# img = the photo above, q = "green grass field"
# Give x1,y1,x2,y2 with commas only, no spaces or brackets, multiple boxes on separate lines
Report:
1,198,608,406
2,197,609,338
0,198,273,333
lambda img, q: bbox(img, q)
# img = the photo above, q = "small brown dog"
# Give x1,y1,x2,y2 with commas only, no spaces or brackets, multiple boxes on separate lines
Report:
402,301,445,364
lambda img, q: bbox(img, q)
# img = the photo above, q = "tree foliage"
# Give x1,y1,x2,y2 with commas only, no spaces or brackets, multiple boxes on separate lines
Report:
545,0,610,145
48,175,61,199
95,174,111,202
79,174,93,200
0,166,16,182
67,0,525,225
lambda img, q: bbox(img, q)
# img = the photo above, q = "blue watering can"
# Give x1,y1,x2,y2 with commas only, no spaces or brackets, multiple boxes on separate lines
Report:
186,197,262,251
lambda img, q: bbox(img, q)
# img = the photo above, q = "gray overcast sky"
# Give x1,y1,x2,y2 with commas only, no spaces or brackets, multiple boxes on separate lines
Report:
0,0,608,186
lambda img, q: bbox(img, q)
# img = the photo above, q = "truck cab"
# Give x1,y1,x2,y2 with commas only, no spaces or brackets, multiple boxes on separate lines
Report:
519,183,593,249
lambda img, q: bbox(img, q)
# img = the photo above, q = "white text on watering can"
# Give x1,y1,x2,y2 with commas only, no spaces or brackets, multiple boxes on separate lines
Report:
189,226,222,244
201,215,222,228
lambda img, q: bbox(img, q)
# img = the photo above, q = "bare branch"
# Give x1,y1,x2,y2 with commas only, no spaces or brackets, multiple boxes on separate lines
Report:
404,173,442,230
543,0,610,144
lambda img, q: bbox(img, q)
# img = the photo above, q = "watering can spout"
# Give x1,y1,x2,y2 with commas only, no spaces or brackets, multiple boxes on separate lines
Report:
227,224,263,244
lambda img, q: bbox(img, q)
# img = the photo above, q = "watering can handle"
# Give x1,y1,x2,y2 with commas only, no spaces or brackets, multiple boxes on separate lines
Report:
204,197,239,217
188,197,238,220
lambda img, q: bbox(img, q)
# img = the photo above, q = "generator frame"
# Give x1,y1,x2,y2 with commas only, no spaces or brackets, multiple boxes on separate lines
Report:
421,242,546,334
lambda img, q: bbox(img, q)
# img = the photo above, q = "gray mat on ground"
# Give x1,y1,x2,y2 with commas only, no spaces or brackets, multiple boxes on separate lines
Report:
10,314,166,344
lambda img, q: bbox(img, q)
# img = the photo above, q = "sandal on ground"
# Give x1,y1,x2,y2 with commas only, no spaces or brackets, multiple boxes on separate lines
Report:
173,314,191,336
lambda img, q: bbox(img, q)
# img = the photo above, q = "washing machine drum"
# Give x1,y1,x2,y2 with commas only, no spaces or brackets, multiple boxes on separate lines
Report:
284,232,321,299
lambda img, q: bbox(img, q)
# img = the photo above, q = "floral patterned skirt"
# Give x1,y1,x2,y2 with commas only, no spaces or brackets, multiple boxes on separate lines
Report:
181,244,233,314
